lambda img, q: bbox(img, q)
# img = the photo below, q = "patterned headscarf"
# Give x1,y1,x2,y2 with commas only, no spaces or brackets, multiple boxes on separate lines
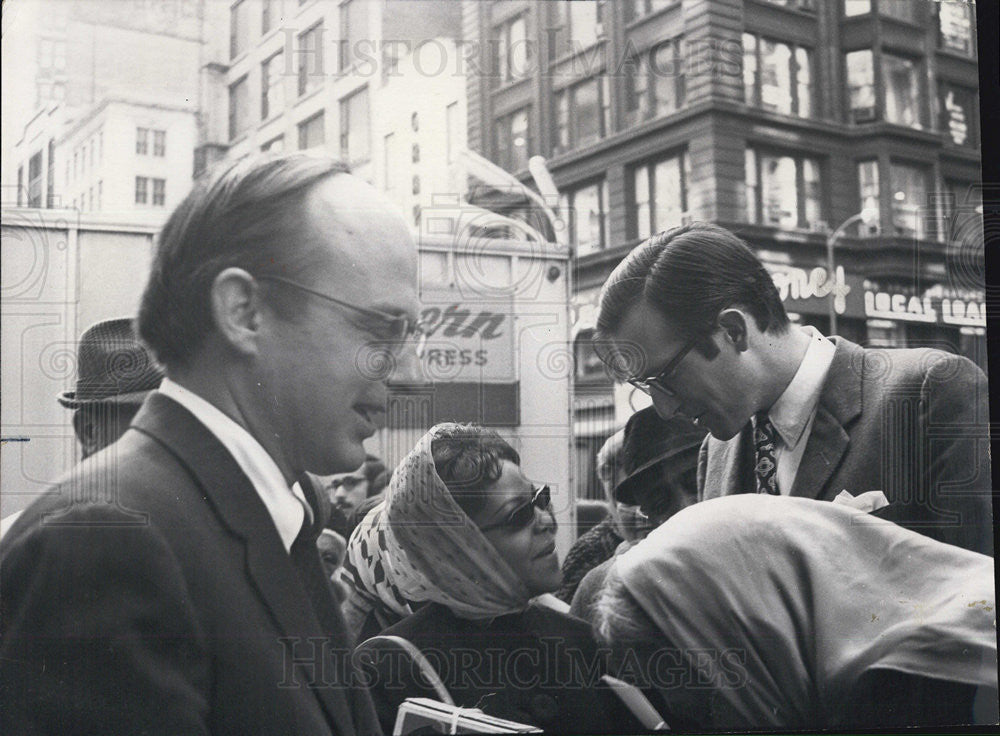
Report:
382,426,532,619
341,501,414,633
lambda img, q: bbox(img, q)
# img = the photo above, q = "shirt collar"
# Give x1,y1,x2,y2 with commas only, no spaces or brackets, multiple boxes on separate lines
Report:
767,326,836,450
158,377,311,552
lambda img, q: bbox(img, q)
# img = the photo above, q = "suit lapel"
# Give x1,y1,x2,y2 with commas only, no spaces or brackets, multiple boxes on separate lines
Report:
789,338,864,499
132,393,356,735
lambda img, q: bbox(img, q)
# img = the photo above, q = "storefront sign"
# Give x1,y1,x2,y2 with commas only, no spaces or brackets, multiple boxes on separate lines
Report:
419,290,515,381
864,290,938,323
864,281,986,327
762,263,867,318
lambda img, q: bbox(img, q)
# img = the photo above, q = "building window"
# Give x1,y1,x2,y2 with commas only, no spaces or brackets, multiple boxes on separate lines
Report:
496,14,530,84
552,0,604,54
136,127,149,155
153,130,166,157
298,111,325,150
560,181,609,256
17,166,24,206
445,101,458,163
496,107,531,172
47,139,55,208
262,51,285,119
624,0,674,23
28,152,43,207
745,148,822,230
97,181,102,210
845,49,875,122
882,53,922,129
152,178,166,206
940,84,977,147
261,135,285,153
574,329,612,384
759,0,815,9
383,132,395,192
889,162,929,240
339,87,371,164
230,0,249,59
857,160,880,234
553,75,609,152
631,153,689,240
262,0,280,35
339,0,370,72
878,0,920,23
626,39,684,126
135,176,148,205
298,23,324,97
938,1,974,56
743,34,812,118
228,76,250,140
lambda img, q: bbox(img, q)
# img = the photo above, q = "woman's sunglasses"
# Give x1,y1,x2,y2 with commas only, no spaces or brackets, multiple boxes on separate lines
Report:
479,485,552,533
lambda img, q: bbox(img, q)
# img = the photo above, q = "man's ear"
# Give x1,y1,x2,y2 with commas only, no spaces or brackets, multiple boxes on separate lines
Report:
716,309,750,352
210,267,264,357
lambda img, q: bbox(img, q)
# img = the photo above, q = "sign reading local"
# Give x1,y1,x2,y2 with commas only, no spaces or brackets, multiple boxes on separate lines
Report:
864,281,986,327
419,289,515,381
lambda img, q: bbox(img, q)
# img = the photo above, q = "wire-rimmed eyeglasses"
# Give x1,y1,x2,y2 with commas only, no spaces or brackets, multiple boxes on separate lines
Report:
256,274,427,357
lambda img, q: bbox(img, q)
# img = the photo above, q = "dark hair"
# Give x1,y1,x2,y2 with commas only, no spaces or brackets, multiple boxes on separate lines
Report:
362,454,388,495
137,153,351,370
430,423,520,519
596,223,789,355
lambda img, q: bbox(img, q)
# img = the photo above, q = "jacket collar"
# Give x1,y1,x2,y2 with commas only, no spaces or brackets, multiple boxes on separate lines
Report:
132,392,356,734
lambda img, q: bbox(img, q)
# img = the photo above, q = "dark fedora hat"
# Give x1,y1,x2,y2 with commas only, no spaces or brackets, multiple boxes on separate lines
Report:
615,407,707,504
57,318,165,409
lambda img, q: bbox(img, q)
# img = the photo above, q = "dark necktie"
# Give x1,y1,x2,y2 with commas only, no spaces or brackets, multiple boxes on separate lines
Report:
752,412,780,495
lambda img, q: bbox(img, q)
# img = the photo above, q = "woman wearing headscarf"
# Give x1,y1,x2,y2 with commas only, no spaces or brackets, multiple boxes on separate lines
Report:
359,423,640,734
594,493,997,730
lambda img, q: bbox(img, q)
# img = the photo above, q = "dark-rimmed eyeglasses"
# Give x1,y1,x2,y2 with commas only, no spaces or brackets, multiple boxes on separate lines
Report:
256,274,427,357
626,337,698,398
479,485,552,533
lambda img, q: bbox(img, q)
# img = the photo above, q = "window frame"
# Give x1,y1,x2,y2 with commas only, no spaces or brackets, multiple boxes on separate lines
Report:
297,110,325,150
562,179,610,255
135,175,148,205
228,75,250,141
339,86,371,165
744,146,824,231
297,22,325,97
629,151,690,240
743,32,813,118
552,74,609,153
495,107,532,173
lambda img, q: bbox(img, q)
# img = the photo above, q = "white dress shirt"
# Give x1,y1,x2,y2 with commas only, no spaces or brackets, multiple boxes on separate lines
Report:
159,377,311,552
766,327,836,495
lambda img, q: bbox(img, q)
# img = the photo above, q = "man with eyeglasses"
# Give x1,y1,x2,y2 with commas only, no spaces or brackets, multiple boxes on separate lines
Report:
1,154,422,733
595,222,991,556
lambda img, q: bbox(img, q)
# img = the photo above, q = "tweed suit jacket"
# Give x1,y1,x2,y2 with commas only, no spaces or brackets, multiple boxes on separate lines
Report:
698,337,993,555
0,393,381,735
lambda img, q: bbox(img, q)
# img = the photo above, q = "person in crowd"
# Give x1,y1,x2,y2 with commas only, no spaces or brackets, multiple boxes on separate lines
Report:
569,408,705,621
2,317,164,539
557,423,668,604
58,317,165,460
325,454,389,541
360,423,641,734
1,153,422,734
595,222,992,555
594,493,997,730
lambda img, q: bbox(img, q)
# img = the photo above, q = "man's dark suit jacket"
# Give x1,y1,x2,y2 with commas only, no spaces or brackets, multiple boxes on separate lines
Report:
698,337,993,556
0,393,381,735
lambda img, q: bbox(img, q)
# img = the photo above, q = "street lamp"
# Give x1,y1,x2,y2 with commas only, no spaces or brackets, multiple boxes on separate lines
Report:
457,149,567,246
826,208,878,335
